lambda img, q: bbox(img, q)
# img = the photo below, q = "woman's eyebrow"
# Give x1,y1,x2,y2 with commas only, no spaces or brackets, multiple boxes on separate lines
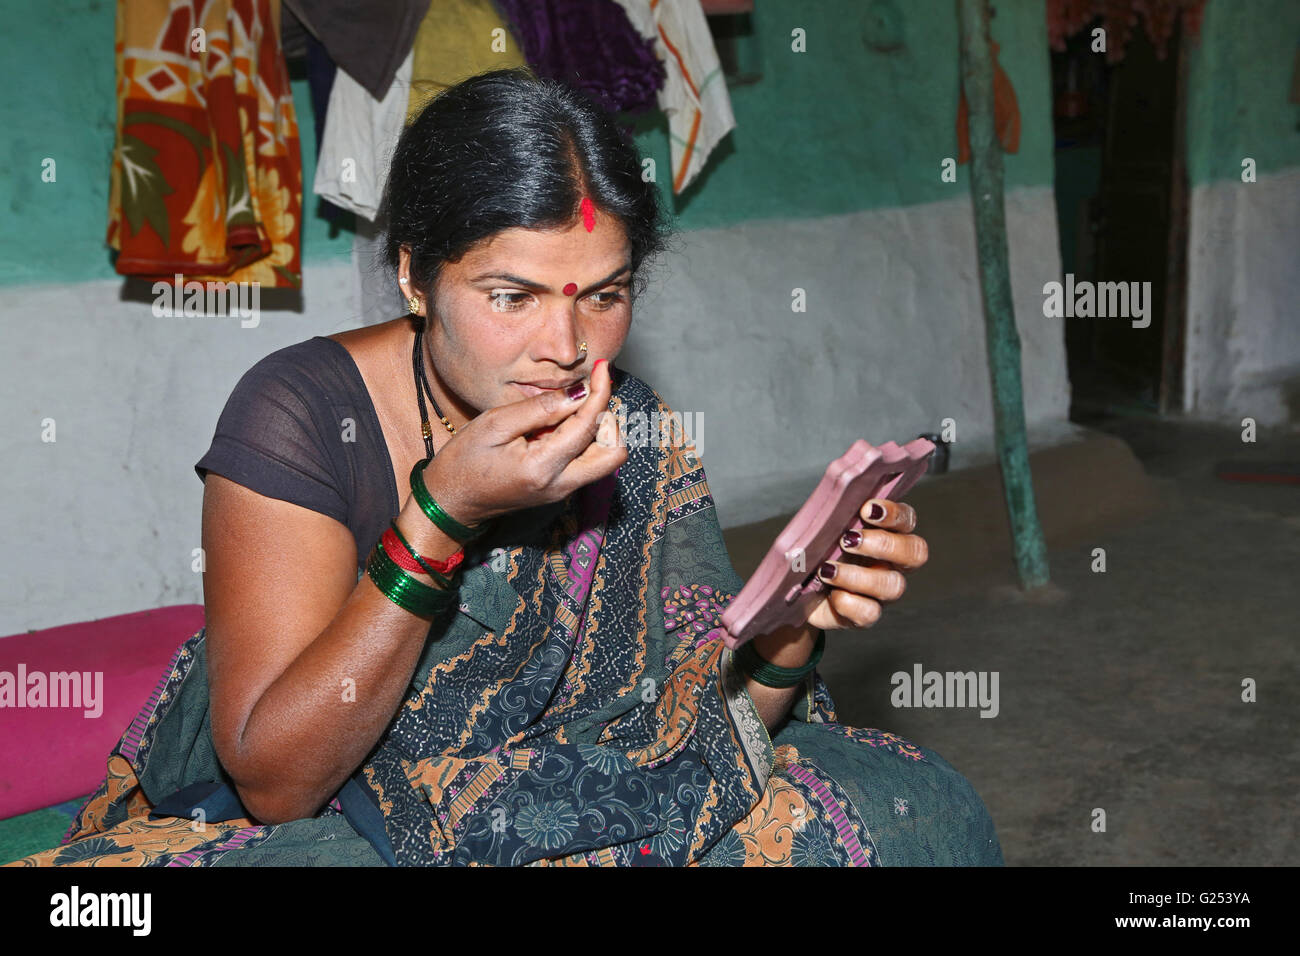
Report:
470,262,631,294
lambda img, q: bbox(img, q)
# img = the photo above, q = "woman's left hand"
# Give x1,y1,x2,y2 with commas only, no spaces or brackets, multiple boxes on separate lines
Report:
803,497,928,632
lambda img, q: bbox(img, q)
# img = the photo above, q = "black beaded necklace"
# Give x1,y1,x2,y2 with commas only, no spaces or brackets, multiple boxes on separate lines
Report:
411,324,457,460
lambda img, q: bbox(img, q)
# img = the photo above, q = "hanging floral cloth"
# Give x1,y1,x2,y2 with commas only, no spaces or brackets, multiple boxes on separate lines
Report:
106,0,303,289
1046,0,1207,63
956,40,1020,164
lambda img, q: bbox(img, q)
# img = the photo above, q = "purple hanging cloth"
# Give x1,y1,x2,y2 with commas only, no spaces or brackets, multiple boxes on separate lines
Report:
491,0,666,117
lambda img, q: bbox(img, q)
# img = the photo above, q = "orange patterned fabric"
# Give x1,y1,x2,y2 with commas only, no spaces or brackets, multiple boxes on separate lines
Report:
8,756,264,867
956,40,1020,165
106,0,302,287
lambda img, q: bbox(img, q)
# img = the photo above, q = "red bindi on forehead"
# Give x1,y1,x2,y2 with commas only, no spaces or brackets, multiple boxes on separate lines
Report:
558,199,599,296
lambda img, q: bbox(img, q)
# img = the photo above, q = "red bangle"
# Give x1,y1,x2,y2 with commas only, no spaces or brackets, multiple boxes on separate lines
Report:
381,526,466,576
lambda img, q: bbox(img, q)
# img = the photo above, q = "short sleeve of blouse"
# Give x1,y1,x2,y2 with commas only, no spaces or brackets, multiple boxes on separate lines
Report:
194,344,350,528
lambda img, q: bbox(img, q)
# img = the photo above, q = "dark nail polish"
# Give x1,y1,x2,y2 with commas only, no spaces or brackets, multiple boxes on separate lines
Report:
868,502,885,521
819,562,836,580
841,530,861,548
565,381,588,400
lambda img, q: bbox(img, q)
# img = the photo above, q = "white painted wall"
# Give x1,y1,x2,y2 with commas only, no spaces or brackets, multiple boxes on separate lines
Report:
1183,167,1300,427
622,186,1075,527
0,187,1072,633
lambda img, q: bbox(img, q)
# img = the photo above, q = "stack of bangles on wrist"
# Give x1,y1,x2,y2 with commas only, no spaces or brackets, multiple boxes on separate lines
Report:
735,630,826,688
365,459,489,619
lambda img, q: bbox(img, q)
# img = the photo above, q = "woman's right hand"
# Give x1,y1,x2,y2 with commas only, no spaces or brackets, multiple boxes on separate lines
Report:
418,359,626,527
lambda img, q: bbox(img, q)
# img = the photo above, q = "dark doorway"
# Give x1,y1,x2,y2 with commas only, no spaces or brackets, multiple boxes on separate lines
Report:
1051,21,1189,421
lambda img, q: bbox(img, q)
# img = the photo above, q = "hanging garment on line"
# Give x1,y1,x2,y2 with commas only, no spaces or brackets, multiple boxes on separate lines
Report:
312,50,413,222
282,0,429,101
302,31,350,227
313,0,533,223
490,0,665,119
276,0,347,226
955,40,1021,164
106,0,303,287
405,0,529,125
611,0,737,195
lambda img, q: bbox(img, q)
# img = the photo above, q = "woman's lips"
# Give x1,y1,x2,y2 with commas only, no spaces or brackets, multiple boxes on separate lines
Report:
512,382,579,395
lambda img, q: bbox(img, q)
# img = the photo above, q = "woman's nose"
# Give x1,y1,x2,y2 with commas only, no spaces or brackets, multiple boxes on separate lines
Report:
535,301,585,363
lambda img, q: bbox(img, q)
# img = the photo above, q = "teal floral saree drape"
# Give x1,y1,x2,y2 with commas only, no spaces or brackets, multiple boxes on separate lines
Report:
6,370,1003,867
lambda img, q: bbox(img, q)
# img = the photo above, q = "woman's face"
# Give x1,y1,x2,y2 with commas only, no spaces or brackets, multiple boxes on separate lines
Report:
399,213,634,427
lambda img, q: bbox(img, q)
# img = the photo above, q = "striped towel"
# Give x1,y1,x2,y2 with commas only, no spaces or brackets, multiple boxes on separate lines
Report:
614,0,737,194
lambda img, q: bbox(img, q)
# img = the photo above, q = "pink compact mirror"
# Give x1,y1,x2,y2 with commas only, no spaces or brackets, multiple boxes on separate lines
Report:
718,437,935,649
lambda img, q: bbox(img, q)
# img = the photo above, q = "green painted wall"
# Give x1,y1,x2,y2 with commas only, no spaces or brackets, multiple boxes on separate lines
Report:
639,0,1055,220
1186,0,1300,186
0,0,1055,286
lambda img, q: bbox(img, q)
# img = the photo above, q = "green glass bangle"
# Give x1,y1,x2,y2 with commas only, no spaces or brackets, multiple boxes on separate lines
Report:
367,542,454,617
735,630,826,688
366,541,455,618
410,459,487,544
386,517,456,590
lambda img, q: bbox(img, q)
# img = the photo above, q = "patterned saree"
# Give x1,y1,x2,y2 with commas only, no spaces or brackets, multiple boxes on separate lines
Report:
6,372,1003,867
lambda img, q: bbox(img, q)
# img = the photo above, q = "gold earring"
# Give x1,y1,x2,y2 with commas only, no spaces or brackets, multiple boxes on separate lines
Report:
408,296,421,314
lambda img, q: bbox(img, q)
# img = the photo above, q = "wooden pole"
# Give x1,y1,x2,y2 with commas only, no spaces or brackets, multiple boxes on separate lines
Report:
957,0,1050,589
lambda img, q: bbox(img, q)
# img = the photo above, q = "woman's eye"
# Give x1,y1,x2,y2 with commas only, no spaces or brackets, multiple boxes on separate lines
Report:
489,292,531,311
489,290,625,312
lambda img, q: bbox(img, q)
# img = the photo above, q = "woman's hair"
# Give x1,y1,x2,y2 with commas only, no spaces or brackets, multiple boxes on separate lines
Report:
378,68,672,305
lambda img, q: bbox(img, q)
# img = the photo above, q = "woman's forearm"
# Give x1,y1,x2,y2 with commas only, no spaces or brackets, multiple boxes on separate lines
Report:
743,623,819,731
225,499,463,824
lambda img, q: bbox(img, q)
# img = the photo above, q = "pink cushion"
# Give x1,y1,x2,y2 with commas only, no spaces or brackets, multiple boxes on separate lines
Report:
0,605,204,820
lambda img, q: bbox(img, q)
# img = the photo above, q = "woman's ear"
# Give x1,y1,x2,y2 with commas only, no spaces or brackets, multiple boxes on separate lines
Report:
397,246,423,314
398,244,413,281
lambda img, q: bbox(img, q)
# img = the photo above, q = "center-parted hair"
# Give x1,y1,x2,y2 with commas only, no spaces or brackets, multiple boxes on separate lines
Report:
378,68,671,305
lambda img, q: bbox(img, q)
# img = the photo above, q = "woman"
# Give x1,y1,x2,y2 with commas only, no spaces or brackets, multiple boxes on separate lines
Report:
9,68,1002,867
